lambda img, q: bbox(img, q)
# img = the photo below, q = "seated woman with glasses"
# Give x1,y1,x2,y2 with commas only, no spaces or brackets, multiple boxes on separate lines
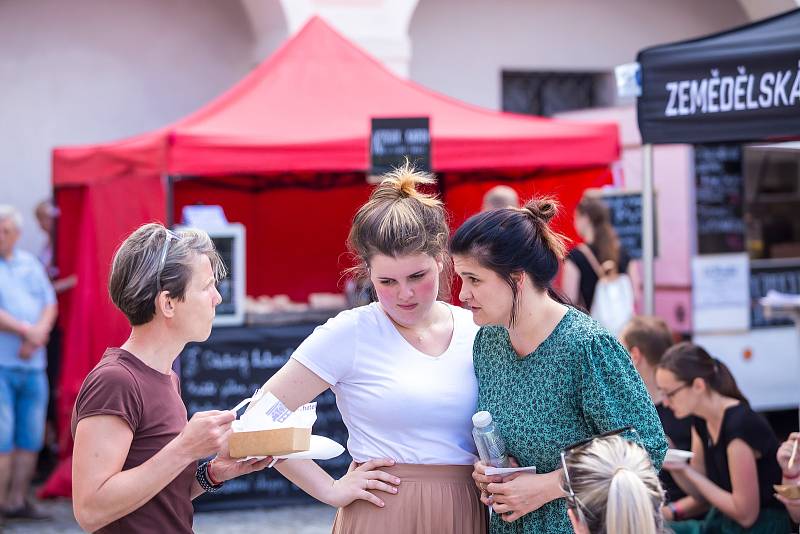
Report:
656,342,790,533
561,429,667,534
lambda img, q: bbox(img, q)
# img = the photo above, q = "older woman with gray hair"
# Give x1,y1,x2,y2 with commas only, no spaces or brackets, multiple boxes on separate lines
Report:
71,223,272,533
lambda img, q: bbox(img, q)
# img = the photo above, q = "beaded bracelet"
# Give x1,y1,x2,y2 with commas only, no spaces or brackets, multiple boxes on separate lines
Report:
195,460,224,493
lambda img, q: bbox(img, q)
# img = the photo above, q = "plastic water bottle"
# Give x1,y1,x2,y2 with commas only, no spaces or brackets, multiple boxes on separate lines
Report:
472,411,510,468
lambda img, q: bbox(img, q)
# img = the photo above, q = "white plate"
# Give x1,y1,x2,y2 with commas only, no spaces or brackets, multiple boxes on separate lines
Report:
665,448,693,463
238,435,345,462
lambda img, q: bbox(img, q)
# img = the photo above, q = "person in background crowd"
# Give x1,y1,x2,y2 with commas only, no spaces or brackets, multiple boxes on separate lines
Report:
453,198,666,534
71,224,272,533
775,432,800,522
619,316,706,521
34,199,77,294
482,185,520,211
561,432,667,534
657,342,790,533
0,205,58,523
33,199,77,472
264,164,486,534
562,191,639,320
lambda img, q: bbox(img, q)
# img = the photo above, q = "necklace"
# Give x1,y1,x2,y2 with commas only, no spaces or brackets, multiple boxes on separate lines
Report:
387,305,441,344
395,321,427,343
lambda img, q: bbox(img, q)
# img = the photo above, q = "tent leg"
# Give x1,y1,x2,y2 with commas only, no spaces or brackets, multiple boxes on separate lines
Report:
642,144,655,315
166,175,174,227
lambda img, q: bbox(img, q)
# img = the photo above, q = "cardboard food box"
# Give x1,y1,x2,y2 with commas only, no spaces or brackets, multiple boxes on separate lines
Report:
229,427,311,458
774,484,800,500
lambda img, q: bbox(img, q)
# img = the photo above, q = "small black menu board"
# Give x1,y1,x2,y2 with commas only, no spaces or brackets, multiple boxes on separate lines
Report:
602,191,657,260
211,235,236,316
370,117,430,174
694,144,745,255
179,324,351,511
749,263,800,329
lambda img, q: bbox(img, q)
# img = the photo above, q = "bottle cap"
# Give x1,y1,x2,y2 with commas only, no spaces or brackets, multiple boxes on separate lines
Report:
472,411,493,428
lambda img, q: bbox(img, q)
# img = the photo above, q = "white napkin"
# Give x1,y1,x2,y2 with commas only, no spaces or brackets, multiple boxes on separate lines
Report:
761,290,800,308
232,390,316,432
664,448,693,463
484,466,537,518
485,466,537,476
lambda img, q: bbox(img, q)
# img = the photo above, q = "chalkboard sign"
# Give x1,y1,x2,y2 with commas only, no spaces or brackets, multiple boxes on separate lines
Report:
602,191,657,260
694,144,745,255
179,324,351,511
750,263,800,329
370,117,430,174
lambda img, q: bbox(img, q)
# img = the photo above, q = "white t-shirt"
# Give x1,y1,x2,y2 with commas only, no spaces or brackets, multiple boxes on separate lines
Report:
292,302,479,465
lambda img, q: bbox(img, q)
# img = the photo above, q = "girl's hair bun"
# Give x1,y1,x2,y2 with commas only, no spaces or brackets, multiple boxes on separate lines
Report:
523,197,559,224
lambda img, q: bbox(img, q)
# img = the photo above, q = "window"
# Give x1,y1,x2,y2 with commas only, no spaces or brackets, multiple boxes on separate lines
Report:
501,71,611,117
744,146,800,260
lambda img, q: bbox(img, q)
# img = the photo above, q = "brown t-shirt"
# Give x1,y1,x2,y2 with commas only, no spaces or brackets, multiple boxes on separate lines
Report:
72,348,196,533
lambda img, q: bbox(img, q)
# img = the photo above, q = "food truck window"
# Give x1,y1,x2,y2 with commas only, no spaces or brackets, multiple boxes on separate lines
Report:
744,145,800,261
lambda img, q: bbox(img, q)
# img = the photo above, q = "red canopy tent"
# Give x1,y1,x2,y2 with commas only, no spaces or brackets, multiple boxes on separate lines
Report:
45,17,618,496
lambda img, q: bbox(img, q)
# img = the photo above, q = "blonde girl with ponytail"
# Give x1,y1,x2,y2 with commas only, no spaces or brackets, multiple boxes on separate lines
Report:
261,162,486,533
561,434,666,534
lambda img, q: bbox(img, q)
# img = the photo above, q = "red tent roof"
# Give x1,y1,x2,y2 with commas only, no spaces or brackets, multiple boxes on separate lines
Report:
53,17,618,185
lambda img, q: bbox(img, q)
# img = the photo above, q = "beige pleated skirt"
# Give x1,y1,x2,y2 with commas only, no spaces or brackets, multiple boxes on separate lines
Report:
331,463,488,534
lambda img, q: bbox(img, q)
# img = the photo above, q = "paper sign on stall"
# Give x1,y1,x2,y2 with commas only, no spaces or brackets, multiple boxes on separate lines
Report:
692,253,750,333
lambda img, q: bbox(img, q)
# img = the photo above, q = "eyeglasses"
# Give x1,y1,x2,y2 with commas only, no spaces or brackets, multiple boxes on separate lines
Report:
560,426,638,512
662,383,689,400
155,229,179,295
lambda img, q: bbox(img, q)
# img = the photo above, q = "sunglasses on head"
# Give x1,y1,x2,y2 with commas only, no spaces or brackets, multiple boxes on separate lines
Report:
560,426,639,511
156,229,180,295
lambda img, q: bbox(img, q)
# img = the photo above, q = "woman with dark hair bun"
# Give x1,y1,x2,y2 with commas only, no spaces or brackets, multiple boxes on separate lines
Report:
656,342,789,533
453,198,666,534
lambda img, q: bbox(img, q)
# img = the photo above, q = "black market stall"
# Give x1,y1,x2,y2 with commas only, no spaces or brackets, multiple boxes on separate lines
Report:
634,8,800,410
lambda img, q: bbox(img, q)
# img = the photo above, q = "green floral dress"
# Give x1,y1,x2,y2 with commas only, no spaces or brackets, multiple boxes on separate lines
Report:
474,307,667,534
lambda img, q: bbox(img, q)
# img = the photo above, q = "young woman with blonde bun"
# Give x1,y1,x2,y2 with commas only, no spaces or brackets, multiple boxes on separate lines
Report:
452,198,666,534
263,164,485,533
561,434,667,534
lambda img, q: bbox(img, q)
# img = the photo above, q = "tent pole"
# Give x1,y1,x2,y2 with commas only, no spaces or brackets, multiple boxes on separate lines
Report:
642,144,655,315
166,175,174,227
